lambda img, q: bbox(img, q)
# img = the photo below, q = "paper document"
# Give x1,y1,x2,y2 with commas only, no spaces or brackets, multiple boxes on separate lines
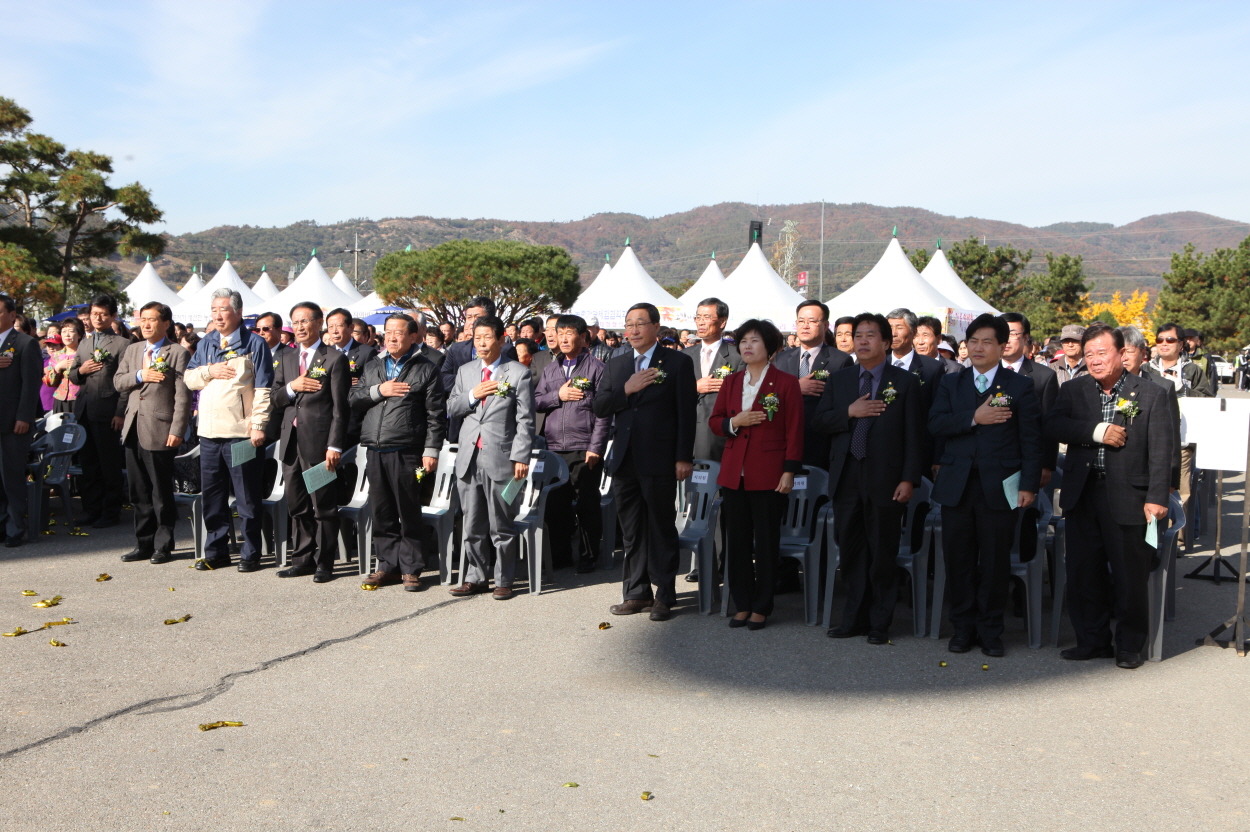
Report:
1146,517,1158,549
302,462,338,494
1003,471,1021,507
230,439,257,468
502,477,525,505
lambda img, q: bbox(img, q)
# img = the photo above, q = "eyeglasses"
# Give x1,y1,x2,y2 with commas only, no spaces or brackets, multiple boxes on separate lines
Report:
1156,336,1179,344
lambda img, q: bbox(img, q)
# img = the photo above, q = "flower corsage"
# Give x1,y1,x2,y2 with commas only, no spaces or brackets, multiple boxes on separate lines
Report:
571,376,593,392
762,392,780,421
414,466,427,482
988,390,1012,407
1117,396,1140,424
712,365,733,380
811,369,830,380
882,384,898,405
92,347,111,363
912,369,925,385
652,368,667,384
150,356,171,374
308,366,327,379
494,380,513,397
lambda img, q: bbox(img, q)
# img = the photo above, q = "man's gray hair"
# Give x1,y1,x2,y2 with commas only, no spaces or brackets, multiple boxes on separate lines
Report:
210,288,243,312
1118,325,1148,352
885,307,918,331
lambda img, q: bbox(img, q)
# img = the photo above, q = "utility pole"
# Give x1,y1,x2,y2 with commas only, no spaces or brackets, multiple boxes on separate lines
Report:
819,200,825,300
339,232,376,290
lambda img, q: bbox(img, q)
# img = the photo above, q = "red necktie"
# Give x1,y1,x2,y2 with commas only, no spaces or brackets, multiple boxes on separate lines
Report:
476,366,492,449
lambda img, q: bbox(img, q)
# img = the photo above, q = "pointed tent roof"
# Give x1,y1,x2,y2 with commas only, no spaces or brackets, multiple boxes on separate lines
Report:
171,259,268,324
251,268,280,301
266,255,356,315
331,268,364,302
718,243,806,329
569,245,692,328
920,247,999,314
350,291,385,314
122,261,182,310
177,270,204,300
678,257,726,307
825,237,963,320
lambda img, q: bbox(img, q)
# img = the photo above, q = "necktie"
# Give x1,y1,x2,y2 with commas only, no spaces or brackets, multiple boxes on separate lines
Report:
703,346,714,378
145,345,154,369
635,354,644,374
476,366,492,449
850,371,874,460
894,359,906,369
976,373,988,394
800,350,811,378
294,350,309,427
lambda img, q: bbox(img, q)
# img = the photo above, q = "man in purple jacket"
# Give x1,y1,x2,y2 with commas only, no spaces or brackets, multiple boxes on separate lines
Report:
535,314,610,573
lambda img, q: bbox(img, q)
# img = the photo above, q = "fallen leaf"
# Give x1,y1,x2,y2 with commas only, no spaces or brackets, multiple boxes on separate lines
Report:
21,591,37,596
938,661,947,667
164,614,192,625
641,791,653,801
3,627,29,637
198,721,244,732
598,622,611,630
981,664,989,671
562,782,579,788
49,639,66,647
449,817,465,822
360,584,378,591
96,574,111,582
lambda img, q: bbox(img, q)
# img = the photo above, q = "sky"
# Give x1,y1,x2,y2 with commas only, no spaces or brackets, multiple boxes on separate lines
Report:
4,1,1249,235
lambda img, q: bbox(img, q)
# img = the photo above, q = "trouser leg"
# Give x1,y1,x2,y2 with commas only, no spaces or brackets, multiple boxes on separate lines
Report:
0,432,33,538
228,445,264,562
1064,484,1115,651
479,466,520,587
127,435,157,554
614,456,653,602
199,438,231,559
724,487,755,614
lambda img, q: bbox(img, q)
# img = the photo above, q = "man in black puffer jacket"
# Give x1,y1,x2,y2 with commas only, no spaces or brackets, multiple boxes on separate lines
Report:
350,313,446,591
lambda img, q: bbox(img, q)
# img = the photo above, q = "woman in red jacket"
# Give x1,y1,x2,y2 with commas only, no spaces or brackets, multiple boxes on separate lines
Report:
710,318,804,630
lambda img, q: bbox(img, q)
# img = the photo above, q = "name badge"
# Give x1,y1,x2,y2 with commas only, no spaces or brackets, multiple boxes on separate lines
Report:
532,460,544,473
793,476,808,490
691,470,709,484
63,432,74,444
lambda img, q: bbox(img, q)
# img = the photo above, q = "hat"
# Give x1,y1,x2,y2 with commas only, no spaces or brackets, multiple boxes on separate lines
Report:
44,331,63,345
936,340,954,355
1060,325,1086,342
585,316,599,327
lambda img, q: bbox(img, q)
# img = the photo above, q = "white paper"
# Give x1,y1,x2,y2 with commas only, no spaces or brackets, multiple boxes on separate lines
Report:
1146,517,1158,549
532,459,544,473
1003,471,1021,507
691,470,709,484
1193,408,1250,472
793,476,808,491
62,432,74,444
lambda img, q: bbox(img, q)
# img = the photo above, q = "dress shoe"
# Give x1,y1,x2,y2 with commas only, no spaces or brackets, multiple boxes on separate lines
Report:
827,625,869,639
610,599,653,615
364,570,401,587
729,616,750,629
402,574,425,592
237,559,261,573
276,565,315,578
947,634,975,653
91,515,119,529
1116,651,1144,669
576,559,597,574
980,638,1006,658
867,630,889,645
649,602,672,621
684,570,699,583
492,586,514,600
150,551,173,565
1060,645,1116,661
77,515,100,527
448,581,489,597
747,618,766,631
121,549,152,562
195,556,231,571
5,535,23,548
313,569,334,583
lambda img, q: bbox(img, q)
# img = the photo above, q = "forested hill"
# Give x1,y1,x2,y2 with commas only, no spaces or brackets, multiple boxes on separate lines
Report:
125,203,1249,302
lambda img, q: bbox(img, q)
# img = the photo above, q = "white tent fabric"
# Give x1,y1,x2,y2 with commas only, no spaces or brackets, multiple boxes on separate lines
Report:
826,238,963,321
569,246,692,328
718,243,806,329
331,269,363,302
177,271,204,300
122,262,182,310
349,291,386,314
265,256,356,315
920,248,999,314
171,259,268,325
251,270,280,301
678,258,726,308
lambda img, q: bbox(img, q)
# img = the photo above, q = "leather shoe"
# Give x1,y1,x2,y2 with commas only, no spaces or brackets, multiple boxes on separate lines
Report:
1061,645,1116,661
827,625,869,639
448,581,489,596
1116,651,1144,669
149,552,172,565
492,586,514,600
981,638,1006,658
576,559,597,574
195,556,231,571
610,599,653,615
684,570,699,583
402,574,424,591
649,602,672,621
91,515,119,529
729,616,749,628
364,570,400,587
747,618,766,631
237,559,261,573
948,634,975,653
276,565,315,578
867,630,889,645
5,535,22,548
121,549,152,562
313,569,334,583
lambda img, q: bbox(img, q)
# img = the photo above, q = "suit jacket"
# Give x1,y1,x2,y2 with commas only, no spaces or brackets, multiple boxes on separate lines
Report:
1044,371,1172,525
592,346,697,477
0,329,43,432
271,343,350,465
1139,366,1183,490
68,331,132,422
1013,357,1060,469
811,362,924,506
528,349,555,435
897,351,944,405
773,343,853,467
684,338,744,461
441,337,517,442
416,342,444,370
113,341,192,451
709,366,804,490
447,358,534,481
929,367,1043,510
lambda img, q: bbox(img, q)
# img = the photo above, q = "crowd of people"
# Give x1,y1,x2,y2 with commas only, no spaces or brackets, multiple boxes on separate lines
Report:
0,285,1219,670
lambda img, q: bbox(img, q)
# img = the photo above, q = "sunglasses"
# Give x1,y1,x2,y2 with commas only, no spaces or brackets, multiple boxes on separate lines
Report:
251,326,275,333
1156,336,1179,344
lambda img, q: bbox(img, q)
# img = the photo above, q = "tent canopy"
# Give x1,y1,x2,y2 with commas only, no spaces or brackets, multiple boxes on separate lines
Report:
678,257,727,308
251,269,280,301
569,245,692,328
171,259,268,325
718,243,806,330
264,256,356,316
332,268,364,302
177,271,204,299
920,248,999,314
122,261,182,310
350,291,385,315
825,238,963,321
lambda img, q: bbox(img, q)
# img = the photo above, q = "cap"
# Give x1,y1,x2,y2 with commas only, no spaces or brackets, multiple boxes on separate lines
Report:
44,331,63,345
585,316,599,327
936,341,954,354
1060,325,1086,342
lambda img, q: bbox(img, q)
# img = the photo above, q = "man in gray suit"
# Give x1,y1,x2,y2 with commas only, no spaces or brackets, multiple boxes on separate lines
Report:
0,295,43,547
113,301,192,564
446,314,535,600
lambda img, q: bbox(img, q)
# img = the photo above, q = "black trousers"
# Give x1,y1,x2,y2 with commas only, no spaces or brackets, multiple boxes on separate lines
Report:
941,470,1017,642
124,433,177,556
547,450,603,569
199,436,264,561
366,448,425,576
833,456,906,631
79,418,124,519
1064,478,1151,655
723,485,786,616
284,434,340,571
615,450,679,606
0,430,33,538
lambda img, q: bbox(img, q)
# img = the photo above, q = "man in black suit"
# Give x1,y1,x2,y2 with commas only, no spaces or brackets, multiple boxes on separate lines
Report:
930,314,1043,657
593,302,697,622
271,302,351,582
915,315,961,374
1000,312,1059,485
815,312,924,644
885,308,944,399
441,296,517,443
0,295,42,547
773,299,852,468
326,307,376,447
1046,324,1172,669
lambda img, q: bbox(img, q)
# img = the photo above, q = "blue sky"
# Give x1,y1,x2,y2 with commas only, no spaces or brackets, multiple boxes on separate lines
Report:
5,1,1248,234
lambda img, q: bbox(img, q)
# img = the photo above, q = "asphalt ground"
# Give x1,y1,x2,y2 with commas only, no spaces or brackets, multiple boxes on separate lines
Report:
3,473,1250,831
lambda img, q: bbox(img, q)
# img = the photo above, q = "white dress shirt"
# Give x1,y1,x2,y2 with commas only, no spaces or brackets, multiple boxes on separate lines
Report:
728,364,769,436
1003,355,1026,373
286,339,341,453
892,349,915,370
700,340,719,378
632,341,659,371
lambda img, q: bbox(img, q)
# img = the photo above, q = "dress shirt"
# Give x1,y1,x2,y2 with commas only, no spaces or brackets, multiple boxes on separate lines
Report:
136,337,168,383
0,326,13,351
632,341,659,372
1003,356,1026,373
1090,373,1128,470
284,339,323,399
891,349,915,370
798,345,821,375
728,364,770,436
970,364,999,426
858,358,887,398
700,340,719,377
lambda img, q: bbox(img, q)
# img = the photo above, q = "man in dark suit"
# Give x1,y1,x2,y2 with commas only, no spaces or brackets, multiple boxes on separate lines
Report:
67,294,132,528
0,295,43,547
915,315,961,374
930,314,1043,657
271,302,351,582
885,307,944,398
113,302,192,564
1046,324,1172,669
593,302,697,621
326,307,376,447
814,312,924,644
1123,326,1182,492
441,297,517,443
773,299,853,468
1000,312,1059,484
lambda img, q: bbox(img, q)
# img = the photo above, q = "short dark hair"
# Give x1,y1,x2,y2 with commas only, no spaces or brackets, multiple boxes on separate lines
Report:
473,314,505,338
384,313,419,335
697,297,729,320
627,303,660,325
967,313,1008,344
466,296,496,317
852,312,891,342
546,313,562,324
833,316,855,329
351,317,369,331
732,318,783,357
59,317,86,339
999,311,1031,335
916,315,943,338
289,301,323,321
514,337,537,354
518,317,541,336
425,327,445,345
326,307,353,327
796,299,829,322
885,307,918,331
1155,322,1183,340
256,311,282,330
0,295,14,314
1184,328,1202,342
1082,322,1124,351
556,314,588,336
91,294,118,317
140,301,172,322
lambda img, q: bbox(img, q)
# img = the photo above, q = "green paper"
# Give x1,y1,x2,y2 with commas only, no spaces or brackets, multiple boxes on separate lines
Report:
302,461,338,494
501,477,525,505
1146,517,1158,549
230,439,257,468
1002,471,1021,507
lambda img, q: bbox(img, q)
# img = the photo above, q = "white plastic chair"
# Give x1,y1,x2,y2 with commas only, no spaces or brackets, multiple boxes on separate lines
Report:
597,439,617,569
422,444,460,584
675,460,721,615
336,446,374,576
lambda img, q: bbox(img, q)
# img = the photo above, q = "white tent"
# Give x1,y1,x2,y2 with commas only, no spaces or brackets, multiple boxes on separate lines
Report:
569,245,692,328
177,269,204,300
265,255,356,315
171,259,269,325
122,260,182,310
718,243,806,329
678,257,726,308
251,268,280,301
920,247,999,314
350,291,387,315
826,237,964,324
332,268,363,302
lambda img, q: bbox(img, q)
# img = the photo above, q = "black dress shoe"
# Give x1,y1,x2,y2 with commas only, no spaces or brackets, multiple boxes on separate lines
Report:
980,638,1005,658
948,634,975,653
5,535,22,548
149,552,173,565
121,549,152,562
747,619,766,631
195,556,231,571
237,559,261,573
867,630,889,645
91,516,120,529
313,569,334,583
729,617,749,628
276,565,316,578
649,602,672,621
827,625,869,639
1061,645,1116,661
684,570,699,583
576,559,597,574
1116,651,1144,669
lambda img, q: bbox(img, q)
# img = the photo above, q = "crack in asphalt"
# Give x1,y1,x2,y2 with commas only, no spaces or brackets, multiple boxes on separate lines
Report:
0,596,465,761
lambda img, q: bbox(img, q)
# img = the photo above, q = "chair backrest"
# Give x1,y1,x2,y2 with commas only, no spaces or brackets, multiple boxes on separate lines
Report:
43,412,75,432
30,423,87,485
342,445,371,509
780,466,830,542
1157,491,1186,567
516,448,569,522
427,445,459,510
678,460,721,534
262,439,285,502
899,477,933,555
598,439,615,498
1011,490,1053,563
